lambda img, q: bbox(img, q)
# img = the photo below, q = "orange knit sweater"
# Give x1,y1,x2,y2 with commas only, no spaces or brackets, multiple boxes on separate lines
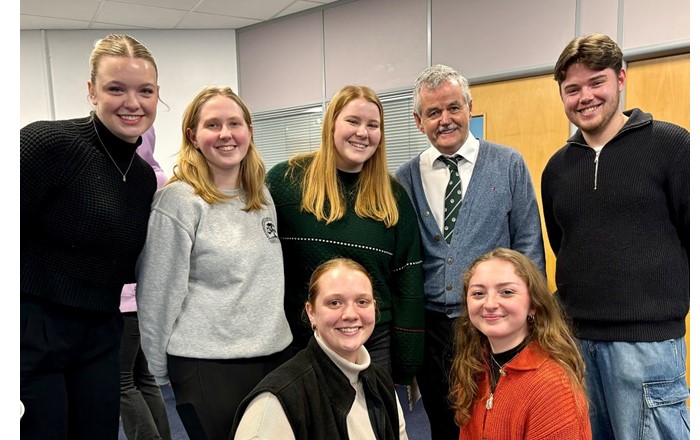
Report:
460,343,591,440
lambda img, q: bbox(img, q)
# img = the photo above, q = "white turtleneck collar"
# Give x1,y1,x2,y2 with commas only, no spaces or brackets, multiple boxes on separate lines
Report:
314,333,370,385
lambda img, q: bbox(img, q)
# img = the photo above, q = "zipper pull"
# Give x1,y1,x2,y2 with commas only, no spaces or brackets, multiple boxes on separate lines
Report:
486,393,493,410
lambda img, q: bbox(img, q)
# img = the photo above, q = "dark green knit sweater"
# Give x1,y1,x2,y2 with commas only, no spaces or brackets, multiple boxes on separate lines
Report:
266,159,425,384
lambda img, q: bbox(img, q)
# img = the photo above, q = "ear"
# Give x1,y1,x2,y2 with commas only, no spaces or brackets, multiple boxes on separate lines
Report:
87,81,97,105
468,101,473,117
305,302,315,327
186,128,197,147
413,112,425,133
617,68,627,92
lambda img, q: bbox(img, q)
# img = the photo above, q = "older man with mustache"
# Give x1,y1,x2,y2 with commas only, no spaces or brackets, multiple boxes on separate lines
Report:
395,64,545,440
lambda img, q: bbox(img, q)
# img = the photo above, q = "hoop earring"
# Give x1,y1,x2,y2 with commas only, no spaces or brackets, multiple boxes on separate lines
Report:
527,315,535,323
311,324,317,332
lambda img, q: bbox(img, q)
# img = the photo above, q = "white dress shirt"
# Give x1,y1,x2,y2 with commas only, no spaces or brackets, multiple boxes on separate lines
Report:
418,132,480,232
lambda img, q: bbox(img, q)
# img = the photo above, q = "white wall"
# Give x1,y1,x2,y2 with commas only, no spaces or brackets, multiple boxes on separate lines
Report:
237,0,690,112
20,29,238,177
19,0,690,170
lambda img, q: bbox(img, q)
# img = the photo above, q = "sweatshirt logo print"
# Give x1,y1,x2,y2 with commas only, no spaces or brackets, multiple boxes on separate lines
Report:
262,217,279,242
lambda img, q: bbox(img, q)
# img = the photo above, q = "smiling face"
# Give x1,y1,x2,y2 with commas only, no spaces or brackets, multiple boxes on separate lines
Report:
414,79,472,156
87,55,158,143
466,258,532,353
559,63,626,144
332,98,381,172
187,95,251,189
306,265,376,363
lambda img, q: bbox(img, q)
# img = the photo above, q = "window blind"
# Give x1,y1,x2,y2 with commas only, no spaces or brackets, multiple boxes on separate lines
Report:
251,90,428,173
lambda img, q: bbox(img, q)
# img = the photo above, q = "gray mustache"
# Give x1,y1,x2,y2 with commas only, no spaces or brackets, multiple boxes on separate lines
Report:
436,124,459,134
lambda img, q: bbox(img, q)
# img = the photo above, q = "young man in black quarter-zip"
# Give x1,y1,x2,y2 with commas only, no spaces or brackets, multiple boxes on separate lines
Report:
541,33,689,440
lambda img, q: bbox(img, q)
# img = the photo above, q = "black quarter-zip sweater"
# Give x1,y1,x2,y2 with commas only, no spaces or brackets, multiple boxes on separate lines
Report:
541,108,689,342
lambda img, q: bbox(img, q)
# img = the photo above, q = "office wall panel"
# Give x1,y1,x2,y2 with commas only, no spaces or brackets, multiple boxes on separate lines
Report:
323,0,427,97
580,0,619,38
20,31,52,127
626,54,690,130
238,12,324,112
431,0,575,80
622,0,689,50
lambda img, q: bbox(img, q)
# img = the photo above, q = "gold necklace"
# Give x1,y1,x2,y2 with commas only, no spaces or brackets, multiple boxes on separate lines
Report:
486,355,509,410
92,118,137,182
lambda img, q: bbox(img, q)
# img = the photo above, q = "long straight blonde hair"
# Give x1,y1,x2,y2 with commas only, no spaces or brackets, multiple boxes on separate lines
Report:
288,85,398,226
170,86,268,211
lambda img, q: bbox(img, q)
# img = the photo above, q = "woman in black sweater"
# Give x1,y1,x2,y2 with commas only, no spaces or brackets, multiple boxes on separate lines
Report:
20,34,160,440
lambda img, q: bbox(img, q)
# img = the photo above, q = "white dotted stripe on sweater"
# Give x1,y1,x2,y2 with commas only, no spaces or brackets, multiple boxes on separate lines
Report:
280,236,393,256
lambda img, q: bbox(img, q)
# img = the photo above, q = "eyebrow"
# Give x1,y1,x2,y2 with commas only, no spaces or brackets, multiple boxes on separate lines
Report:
563,73,608,89
468,281,522,290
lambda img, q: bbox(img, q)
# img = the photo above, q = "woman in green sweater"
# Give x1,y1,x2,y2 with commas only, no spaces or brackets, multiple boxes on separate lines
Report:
266,85,424,385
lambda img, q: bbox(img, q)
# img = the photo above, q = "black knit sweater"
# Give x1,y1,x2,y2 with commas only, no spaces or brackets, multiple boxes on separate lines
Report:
21,115,156,311
541,109,689,341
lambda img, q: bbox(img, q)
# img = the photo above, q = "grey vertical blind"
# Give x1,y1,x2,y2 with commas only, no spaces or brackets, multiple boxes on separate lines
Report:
252,90,428,173
252,104,324,171
379,90,429,173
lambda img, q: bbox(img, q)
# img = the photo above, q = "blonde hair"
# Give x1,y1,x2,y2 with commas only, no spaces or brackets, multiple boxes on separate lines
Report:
449,248,586,425
307,258,374,306
171,85,268,210
89,34,158,84
305,258,380,322
288,85,399,226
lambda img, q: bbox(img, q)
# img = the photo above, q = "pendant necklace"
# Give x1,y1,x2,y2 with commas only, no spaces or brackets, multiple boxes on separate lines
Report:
485,355,508,410
484,338,528,410
92,118,137,182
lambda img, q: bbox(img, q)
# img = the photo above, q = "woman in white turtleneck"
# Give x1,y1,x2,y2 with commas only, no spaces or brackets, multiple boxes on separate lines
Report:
233,258,409,440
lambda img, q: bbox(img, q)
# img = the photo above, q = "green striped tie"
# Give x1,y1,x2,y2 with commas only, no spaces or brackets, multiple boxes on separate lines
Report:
439,155,462,244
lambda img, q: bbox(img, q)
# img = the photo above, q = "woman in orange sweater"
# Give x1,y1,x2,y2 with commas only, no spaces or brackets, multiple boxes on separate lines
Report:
450,248,591,439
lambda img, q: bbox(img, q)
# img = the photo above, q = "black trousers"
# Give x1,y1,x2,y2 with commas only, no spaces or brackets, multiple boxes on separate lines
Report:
20,296,123,440
167,346,293,440
120,312,172,440
416,309,460,440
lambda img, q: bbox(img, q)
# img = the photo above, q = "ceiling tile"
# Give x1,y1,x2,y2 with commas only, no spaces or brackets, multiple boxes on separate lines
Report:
20,0,99,21
275,0,324,18
110,0,200,10
95,2,187,29
195,0,297,20
20,14,92,30
176,12,260,30
19,0,344,30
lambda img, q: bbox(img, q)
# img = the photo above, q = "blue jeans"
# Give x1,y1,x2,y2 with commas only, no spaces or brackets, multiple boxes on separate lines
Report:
578,338,689,440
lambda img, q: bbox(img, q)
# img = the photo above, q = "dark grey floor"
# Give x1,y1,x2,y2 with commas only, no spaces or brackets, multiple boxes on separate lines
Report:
119,384,432,439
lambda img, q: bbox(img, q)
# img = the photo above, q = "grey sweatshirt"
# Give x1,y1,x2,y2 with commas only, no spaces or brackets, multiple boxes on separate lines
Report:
136,180,292,384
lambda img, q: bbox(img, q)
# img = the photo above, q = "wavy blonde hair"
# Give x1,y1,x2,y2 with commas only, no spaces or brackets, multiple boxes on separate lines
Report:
288,85,398,226
170,85,268,210
449,248,587,425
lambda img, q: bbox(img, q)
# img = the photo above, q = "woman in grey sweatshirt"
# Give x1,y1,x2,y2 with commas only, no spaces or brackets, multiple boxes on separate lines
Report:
137,86,292,440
